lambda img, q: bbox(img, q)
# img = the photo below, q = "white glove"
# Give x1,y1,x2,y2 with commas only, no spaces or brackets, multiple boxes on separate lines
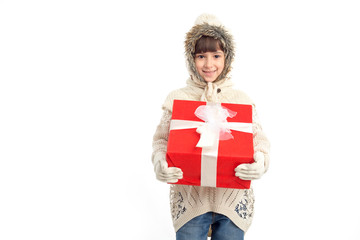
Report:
235,152,266,180
154,159,183,183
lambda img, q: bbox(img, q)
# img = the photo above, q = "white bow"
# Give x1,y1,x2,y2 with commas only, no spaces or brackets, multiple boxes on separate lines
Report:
194,103,237,148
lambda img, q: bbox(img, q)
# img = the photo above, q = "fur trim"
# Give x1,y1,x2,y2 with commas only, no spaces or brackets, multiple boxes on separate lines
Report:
185,14,235,87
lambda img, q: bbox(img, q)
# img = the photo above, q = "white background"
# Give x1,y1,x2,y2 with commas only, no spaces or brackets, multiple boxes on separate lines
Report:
1,0,360,239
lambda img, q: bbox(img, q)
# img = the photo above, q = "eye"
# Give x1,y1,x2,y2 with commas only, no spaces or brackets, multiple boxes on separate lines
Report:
214,55,221,58
197,55,205,59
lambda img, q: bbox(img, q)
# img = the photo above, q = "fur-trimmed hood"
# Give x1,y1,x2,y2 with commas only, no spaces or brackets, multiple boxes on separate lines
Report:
185,14,235,87
162,14,253,111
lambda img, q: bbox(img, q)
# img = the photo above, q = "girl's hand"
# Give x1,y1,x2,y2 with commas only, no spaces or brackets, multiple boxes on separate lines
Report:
234,152,266,180
154,159,183,183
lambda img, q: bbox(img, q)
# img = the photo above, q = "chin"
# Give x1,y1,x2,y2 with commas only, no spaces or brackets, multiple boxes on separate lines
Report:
203,77,216,83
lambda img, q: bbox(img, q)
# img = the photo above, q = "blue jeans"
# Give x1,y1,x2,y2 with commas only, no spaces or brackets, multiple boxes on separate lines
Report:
176,212,244,240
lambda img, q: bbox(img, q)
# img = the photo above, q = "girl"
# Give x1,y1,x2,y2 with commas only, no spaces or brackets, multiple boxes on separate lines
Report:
152,14,270,240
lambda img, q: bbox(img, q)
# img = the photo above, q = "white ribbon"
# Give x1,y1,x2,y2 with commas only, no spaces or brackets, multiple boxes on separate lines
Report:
169,102,252,187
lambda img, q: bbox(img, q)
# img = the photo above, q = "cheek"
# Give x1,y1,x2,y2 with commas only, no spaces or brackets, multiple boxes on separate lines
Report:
218,60,225,71
195,60,202,70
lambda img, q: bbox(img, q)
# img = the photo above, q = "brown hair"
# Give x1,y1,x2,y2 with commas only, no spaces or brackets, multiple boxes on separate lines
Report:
194,36,224,55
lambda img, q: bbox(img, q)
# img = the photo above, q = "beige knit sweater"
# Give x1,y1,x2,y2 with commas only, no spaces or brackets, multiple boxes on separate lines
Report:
152,78,270,232
152,13,270,233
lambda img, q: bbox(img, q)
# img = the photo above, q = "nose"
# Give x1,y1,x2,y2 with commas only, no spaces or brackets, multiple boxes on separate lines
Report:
204,58,213,68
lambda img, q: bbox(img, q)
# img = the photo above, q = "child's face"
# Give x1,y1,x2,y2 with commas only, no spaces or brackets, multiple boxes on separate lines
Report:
194,49,225,83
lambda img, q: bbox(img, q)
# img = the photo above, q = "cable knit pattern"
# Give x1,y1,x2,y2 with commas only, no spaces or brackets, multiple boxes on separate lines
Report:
252,107,270,172
152,110,172,167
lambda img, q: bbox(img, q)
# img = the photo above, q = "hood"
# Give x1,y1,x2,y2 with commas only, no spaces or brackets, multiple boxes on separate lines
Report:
185,14,235,88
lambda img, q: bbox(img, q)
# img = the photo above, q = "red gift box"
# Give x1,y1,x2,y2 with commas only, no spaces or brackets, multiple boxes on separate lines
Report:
166,100,254,189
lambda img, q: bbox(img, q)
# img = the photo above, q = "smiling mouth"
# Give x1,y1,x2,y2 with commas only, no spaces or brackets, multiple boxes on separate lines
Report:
203,70,216,75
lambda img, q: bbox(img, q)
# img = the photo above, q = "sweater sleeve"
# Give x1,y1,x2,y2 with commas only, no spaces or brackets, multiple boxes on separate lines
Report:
252,105,270,173
151,110,172,167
